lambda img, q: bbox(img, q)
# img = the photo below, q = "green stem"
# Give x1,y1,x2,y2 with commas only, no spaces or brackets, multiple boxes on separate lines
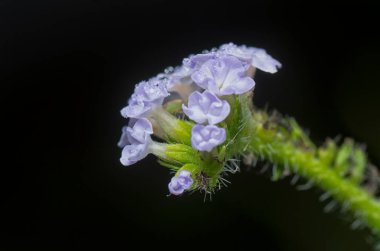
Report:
242,107,380,237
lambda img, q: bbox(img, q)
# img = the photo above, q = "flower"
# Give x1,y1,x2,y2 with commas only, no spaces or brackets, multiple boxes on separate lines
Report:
168,170,193,195
121,78,169,119
166,52,218,90
219,43,254,62
191,55,255,96
219,43,282,74
166,65,194,89
163,65,200,101
168,177,184,195
191,124,226,152
251,48,282,74
125,118,153,144
120,98,152,119
120,144,149,166
118,118,154,166
182,90,230,125
118,118,153,148
133,78,169,105
184,52,218,70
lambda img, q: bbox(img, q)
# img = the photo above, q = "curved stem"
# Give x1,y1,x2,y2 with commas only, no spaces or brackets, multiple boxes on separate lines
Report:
240,105,380,236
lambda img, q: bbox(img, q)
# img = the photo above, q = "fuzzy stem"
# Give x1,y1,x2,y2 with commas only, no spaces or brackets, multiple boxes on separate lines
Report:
244,108,380,236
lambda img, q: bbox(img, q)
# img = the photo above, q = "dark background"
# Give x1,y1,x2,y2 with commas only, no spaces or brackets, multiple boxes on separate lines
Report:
2,1,380,250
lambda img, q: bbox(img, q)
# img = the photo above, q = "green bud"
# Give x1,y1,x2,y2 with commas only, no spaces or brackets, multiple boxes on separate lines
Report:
152,107,192,145
164,144,201,166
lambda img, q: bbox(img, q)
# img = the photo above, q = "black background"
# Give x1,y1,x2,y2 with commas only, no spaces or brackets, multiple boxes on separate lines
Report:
2,1,380,250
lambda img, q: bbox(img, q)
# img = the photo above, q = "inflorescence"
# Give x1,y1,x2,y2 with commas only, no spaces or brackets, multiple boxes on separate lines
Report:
118,43,281,196
117,42,380,247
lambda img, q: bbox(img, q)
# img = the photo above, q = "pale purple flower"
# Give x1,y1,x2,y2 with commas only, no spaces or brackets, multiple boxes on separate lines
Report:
168,177,185,195
178,170,193,189
219,43,255,62
120,143,149,166
165,53,216,90
182,90,230,124
133,78,169,105
121,98,152,118
191,124,226,152
118,118,153,166
251,48,282,74
164,43,280,93
191,55,255,96
168,170,193,195
120,78,169,119
219,43,282,74
184,52,217,70
125,118,153,144
166,65,194,89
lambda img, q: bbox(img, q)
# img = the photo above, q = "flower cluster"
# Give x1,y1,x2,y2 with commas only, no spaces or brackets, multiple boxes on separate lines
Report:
118,43,281,196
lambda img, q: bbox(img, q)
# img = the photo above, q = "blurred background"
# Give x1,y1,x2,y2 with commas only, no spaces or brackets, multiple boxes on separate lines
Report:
1,1,380,250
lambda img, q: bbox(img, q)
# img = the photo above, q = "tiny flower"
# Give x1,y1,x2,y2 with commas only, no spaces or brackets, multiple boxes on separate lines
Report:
177,170,193,189
219,43,255,62
133,78,169,105
168,176,185,195
126,118,153,144
191,124,226,152
120,78,170,119
168,170,193,195
120,143,149,166
184,52,217,70
251,48,282,74
166,65,194,89
120,96,153,119
165,53,217,92
164,65,200,100
118,118,154,166
182,90,230,124
191,55,255,96
219,43,282,74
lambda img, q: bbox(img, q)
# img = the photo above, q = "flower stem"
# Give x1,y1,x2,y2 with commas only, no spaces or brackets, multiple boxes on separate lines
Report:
243,107,380,237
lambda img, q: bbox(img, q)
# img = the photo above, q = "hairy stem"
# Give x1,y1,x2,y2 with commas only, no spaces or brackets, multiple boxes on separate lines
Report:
240,104,380,237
